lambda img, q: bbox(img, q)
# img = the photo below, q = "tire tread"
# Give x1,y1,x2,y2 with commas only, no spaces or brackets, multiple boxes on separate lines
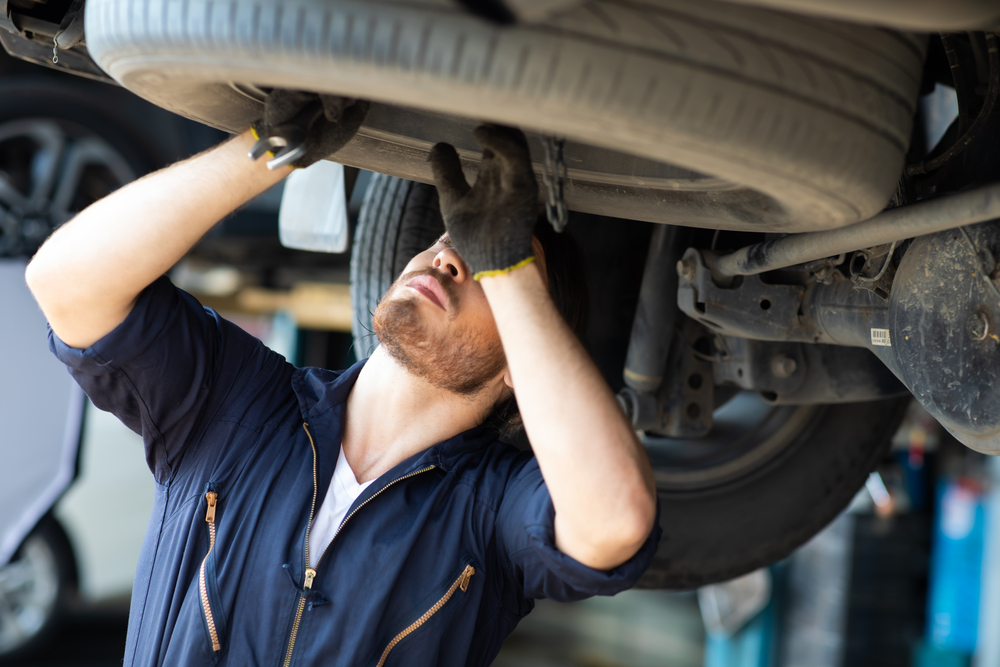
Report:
87,0,924,231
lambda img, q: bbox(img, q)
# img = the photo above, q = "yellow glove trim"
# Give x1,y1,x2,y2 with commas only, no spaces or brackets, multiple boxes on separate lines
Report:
249,125,275,159
473,256,536,281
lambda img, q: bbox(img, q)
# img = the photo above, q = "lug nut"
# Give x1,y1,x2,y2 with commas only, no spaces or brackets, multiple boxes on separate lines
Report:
771,354,797,379
677,257,697,281
967,310,991,341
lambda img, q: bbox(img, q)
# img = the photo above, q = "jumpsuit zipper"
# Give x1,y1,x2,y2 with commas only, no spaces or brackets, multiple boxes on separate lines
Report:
199,491,221,652
281,423,437,667
374,564,476,667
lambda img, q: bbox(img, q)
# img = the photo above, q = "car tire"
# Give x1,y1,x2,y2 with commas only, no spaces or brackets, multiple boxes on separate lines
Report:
0,76,174,258
639,396,909,588
0,518,76,663
351,174,911,589
85,0,924,231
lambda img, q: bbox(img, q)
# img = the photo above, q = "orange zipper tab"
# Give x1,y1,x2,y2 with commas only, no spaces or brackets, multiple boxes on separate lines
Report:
459,564,475,592
205,491,217,524
303,568,317,590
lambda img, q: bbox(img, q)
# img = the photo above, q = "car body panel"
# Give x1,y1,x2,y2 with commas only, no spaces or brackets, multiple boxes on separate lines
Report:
0,258,83,568
54,400,154,603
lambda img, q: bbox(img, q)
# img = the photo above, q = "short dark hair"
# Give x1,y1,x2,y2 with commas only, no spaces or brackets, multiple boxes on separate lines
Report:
487,216,589,443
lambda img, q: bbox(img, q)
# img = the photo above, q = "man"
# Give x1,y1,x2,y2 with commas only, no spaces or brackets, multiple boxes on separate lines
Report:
26,93,659,667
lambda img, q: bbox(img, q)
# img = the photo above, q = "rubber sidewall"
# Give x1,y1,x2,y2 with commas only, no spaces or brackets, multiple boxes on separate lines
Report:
640,397,910,589
85,0,925,231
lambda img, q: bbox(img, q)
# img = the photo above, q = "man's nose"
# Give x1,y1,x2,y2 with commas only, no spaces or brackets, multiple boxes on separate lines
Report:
433,247,470,283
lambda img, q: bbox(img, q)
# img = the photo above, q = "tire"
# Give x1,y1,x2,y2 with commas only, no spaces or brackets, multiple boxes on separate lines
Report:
639,396,909,588
0,77,170,258
86,0,925,232
0,518,76,663
351,174,910,589
350,174,445,359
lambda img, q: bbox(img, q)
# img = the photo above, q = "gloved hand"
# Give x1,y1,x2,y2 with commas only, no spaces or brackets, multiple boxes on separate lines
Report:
251,89,369,169
428,125,539,280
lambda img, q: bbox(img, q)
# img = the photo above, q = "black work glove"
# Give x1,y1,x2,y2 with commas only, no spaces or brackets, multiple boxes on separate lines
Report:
428,125,539,279
251,89,369,168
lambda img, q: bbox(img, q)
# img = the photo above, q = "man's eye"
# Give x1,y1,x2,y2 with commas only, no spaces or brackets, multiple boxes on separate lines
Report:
427,235,453,251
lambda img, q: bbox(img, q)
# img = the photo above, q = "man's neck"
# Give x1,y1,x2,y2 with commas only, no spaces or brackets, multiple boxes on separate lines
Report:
341,347,502,483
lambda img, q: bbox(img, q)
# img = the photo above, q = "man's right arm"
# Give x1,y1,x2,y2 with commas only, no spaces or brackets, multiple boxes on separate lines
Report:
26,130,291,349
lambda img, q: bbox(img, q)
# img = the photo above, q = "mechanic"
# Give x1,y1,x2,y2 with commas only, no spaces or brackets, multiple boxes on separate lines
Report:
25,92,660,667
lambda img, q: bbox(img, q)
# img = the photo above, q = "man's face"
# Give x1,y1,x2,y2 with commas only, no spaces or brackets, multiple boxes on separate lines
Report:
372,233,507,395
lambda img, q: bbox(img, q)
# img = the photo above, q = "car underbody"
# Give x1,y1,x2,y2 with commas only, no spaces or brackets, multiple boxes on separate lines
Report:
1,0,998,594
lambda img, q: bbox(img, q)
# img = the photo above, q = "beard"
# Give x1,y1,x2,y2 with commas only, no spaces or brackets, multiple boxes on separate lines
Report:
372,268,507,396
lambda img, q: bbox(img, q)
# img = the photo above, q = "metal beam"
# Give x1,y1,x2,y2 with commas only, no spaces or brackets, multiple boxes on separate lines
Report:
714,183,1000,277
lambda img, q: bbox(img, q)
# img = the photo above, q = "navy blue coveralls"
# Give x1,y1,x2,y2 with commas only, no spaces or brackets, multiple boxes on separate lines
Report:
50,277,661,667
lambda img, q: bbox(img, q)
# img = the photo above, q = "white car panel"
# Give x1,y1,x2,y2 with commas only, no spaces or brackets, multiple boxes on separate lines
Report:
0,258,82,568
54,400,154,603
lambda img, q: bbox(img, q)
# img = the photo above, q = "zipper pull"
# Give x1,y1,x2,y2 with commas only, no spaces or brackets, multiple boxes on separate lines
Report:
304,568,317,590
205,491,218,524
459,565,475,592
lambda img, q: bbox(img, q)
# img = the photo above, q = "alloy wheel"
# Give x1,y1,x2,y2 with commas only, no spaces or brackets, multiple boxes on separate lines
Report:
0,118,135,257
0,534,60,654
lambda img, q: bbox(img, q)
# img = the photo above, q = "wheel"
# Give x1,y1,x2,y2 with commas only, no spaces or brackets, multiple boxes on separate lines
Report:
351,174,911,588
0,77,168,258
85,0,925,232
638,395,909,588
0,518,76,662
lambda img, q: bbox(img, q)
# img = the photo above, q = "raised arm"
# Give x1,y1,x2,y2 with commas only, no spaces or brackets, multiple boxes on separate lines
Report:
25,131,290,349
27,90,368,349
483,266,656,570
430,126,656,571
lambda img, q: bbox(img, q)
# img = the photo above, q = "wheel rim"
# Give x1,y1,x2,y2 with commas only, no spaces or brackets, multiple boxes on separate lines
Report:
645,392,820,490
0,118,136,257
0,535,60,653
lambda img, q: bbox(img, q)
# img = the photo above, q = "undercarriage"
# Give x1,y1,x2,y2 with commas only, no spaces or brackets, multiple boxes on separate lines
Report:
1,0,998,590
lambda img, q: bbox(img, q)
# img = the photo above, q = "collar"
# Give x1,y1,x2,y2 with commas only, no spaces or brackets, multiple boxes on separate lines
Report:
289,359,499,477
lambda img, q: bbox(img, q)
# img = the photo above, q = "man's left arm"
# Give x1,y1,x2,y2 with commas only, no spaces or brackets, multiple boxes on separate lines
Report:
480,264,657,571
429,124,656,571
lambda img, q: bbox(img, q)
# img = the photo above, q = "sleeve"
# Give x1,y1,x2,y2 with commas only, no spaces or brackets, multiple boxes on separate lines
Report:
495,457,662,602
47,276,291,484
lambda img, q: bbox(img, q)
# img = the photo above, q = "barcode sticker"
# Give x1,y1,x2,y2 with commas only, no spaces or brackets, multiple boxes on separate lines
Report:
871,329,891,347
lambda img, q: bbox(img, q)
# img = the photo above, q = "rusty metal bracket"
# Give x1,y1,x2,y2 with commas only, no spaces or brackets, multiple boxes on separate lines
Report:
677,248,815,342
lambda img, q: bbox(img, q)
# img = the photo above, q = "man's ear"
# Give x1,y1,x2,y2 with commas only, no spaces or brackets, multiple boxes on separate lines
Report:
502,367,514,391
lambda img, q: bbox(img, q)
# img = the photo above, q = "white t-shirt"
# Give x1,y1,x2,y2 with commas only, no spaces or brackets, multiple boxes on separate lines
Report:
308,446,375,568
